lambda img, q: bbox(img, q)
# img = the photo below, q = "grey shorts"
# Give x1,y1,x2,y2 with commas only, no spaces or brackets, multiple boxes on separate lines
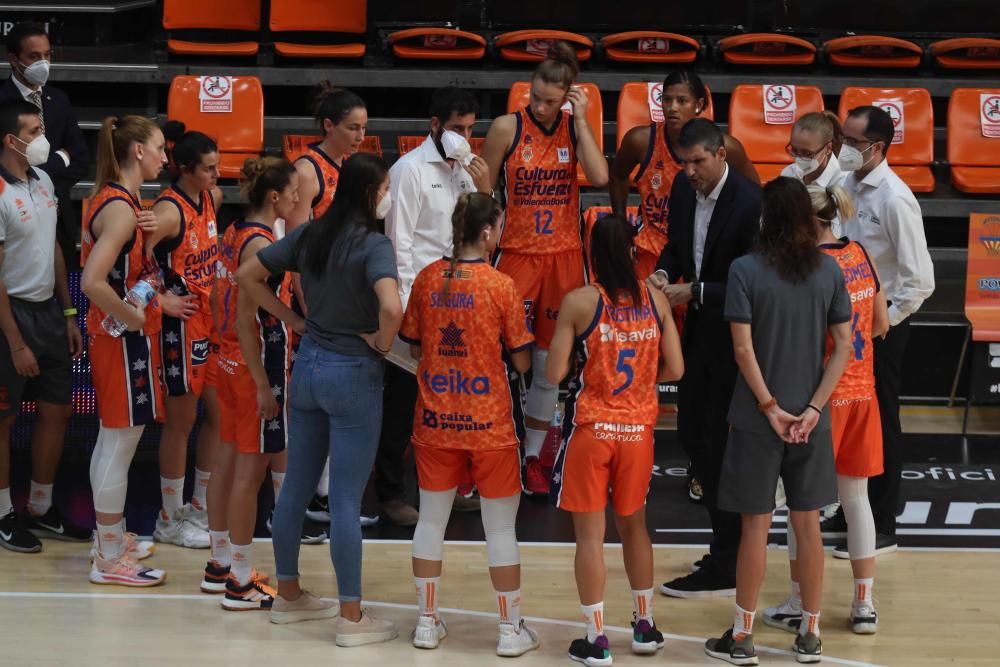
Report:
0,297,72,417
718,426,837,514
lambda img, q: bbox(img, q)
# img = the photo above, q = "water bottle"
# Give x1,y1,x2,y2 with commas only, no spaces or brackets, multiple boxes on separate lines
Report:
101,265,163,337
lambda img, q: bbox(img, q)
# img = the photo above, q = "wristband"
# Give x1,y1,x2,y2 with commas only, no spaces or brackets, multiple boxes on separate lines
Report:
807,403,822,415
757,397,777,413
63,307,78,317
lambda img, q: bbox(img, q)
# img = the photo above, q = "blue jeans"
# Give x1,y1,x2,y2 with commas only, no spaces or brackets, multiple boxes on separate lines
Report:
271,335,384,602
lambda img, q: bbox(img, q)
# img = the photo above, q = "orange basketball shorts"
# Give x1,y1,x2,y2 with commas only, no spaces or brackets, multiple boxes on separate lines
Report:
414,444,521,499
217,358,289,455
494,248,585,349
88,332,164,428
552,422,654,516
830,397,884,478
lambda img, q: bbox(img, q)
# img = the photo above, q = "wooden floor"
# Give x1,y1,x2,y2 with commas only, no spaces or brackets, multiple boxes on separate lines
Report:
1,540,994,665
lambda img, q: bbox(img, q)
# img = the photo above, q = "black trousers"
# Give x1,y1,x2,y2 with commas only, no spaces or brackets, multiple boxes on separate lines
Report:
677,315,741,577
374,362,418,504
869,318,911,536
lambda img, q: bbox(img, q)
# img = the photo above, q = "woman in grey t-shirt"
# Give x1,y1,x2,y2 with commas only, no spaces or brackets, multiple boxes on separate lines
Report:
705,177,852,665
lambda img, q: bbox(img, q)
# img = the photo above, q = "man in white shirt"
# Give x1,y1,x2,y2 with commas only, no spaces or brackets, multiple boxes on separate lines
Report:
376,88,491,525
838,105,935,556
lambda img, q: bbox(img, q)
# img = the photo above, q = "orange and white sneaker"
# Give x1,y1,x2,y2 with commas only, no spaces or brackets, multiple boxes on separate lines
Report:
201,560,231,594
90,532,155,563
222,576,277,611
89,553,166,587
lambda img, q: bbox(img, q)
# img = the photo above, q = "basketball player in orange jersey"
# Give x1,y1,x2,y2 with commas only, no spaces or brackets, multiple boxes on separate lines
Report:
763,184,888,637
401,192,539,656
547,215,683,666
81,115,168,586
481,41,609,497
141,121,222,550
611,71,758,280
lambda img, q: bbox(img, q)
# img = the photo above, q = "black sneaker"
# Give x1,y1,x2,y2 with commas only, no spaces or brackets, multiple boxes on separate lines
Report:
660,568,736,598
0,510,42,553
305,493,330,523
631,616,664,654
819,507,847,537
568,634,612,666
705,628,758,665
27,506,93,542
833,533,897,560
691,553,712,573
793,631,822,663
266,511,327,545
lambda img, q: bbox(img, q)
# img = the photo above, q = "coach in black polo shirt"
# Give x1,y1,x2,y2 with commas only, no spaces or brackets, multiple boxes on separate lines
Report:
1,22,89,268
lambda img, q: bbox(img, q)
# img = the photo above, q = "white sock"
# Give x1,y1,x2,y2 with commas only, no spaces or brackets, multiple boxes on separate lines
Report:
0,487,13,516
632,587,654,622
524,428,547,459
497,589,522,626
27,480,54,516
801,609,820,637
415,576,440,618
733,604,755,639
581,602,605,642
854,578,874,608
191,468,210,510
210,530,231,567
231,542,252,585
789,580,802,609
96,519,126,560
271,471,286,503
316,459,329,497
160,476,184,517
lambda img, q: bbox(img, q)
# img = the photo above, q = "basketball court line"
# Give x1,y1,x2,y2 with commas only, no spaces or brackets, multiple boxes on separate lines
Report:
0,590,884,667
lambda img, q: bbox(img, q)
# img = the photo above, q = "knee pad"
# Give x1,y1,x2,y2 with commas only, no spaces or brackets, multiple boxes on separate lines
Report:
90,426,144,514
838,475,876,560
481,494,521,567
525,349,558,422
411,488,456,562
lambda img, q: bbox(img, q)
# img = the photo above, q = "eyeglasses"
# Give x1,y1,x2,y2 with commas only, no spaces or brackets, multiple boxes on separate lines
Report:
784,142,829,159
842,135,877,149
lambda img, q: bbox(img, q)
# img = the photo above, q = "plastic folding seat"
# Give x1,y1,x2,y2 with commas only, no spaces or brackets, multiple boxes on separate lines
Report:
507,81,602,187
838,87,935,192
388,28,486,61
824,35,923,69
282,135,382,163
162,0,261,57
930,38,1000,70
718,33,816,66
494,30,592,63
616,81,714,148
947,88,1000,194
728,84,823,183
270,0,366,59
600,32,699,64
167,76,264,179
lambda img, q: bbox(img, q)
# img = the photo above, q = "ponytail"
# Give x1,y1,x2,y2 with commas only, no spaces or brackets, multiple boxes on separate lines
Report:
444,192,500,297
533,41,579,90
162,119,217,176
239,156,295,210
93,114,159,195
589,214,641,307
807,183,856,227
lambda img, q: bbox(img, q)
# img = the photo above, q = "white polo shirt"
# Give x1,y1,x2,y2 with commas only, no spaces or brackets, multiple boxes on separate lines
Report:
839,159,935,326
781,154,844,236
0,164,59,302
385,134,476,309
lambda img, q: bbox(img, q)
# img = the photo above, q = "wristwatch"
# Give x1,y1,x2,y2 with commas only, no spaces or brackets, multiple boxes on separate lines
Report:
690,282,702,304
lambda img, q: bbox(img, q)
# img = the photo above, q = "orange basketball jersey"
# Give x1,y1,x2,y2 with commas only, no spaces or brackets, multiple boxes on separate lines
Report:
80,183,161,337
565,284,662,426
153,184,219,305
400,258,534,451
500,108,581,255
215,220,294,368
298,143,343,219
633,122,683,259
821,239,880,401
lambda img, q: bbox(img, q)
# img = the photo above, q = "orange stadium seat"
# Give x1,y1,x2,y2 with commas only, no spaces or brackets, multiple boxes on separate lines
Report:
162,0,261,57
388,28,486,61
281,135,382,163
616,81,714,148
728,84,823,183
838,87,935,192
718,33,816,66
947,88,1000,194
167,76,264,179
494,30,592,63
600,32,700,64
824,35,923,69
507,81,603,187
930,38,1000,70
396,135,485,158
270,0,367,59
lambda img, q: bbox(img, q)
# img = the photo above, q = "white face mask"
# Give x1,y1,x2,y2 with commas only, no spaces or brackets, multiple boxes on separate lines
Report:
838,143,877,172
18,59,49,87
375,191,392,219
14,134,50,166
794,155,821,176
440,129,473,166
